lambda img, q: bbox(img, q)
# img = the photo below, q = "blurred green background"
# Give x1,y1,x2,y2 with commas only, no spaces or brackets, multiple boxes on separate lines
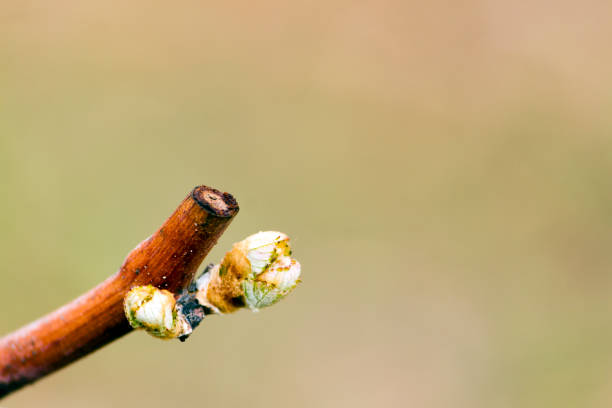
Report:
2,1,612,407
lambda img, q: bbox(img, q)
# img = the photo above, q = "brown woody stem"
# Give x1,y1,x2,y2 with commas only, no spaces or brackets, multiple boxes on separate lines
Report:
0,186,239,398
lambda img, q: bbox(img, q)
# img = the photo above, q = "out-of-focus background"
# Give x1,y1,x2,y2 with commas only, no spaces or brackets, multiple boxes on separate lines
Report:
2,1,612,407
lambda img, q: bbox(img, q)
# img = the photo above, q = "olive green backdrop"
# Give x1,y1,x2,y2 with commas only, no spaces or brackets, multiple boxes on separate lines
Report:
2,1,612,407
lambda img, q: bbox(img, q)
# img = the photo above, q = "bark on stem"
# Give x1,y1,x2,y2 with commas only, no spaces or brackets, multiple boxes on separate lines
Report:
0,185,239,398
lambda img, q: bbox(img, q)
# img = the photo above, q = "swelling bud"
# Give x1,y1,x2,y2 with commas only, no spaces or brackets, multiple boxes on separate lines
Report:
124,285,192,339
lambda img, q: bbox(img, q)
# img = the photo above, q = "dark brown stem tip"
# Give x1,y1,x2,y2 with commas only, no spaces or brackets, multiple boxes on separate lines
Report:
192,185,239,218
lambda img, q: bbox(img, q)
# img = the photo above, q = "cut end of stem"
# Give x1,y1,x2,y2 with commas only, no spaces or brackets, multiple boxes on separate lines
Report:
192,186,239,218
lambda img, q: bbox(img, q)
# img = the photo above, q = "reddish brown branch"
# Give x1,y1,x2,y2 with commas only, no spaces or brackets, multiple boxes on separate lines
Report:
0,186,239,398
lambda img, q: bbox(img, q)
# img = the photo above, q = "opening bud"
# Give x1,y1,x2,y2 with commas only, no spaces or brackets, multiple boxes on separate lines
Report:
196,231,301,313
